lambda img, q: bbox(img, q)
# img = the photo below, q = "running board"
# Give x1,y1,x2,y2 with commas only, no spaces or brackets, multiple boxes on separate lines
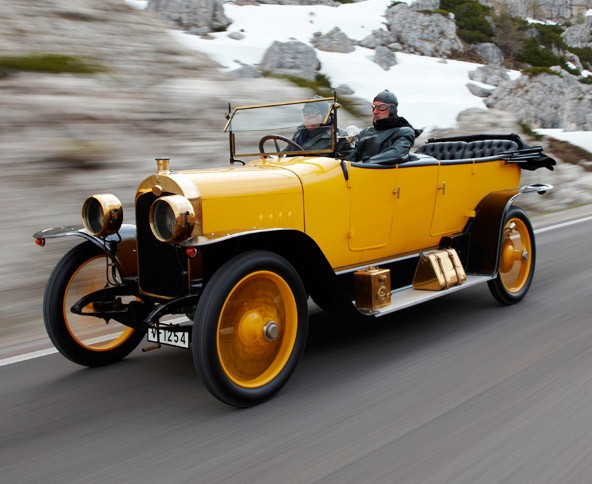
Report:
357,274,496,317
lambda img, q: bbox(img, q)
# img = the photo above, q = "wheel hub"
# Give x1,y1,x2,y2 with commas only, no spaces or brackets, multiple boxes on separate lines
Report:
237,312,279,345
263,321,279,341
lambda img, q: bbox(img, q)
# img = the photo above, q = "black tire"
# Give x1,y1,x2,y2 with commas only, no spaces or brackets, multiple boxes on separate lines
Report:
487,206,536,305
43,241,145,367
193,251,308,407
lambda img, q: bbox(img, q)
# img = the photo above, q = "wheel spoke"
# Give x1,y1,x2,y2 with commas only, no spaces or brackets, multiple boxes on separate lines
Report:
64,256,135,351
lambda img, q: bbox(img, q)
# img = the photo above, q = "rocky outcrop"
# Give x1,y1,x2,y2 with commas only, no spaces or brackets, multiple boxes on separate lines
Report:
562,17,592,48
358,29,400,51
374,46,398,71
486,71,592,130
411,0,441,10
466,83,494,98
258,40,321,81
472,43,504,65
311,27,355,53
469,65,510,86
384,3,464,57
147,0,231,34
478,0,592,23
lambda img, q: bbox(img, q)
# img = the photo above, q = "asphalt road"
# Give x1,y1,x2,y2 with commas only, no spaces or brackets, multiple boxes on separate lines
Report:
2,216,592,484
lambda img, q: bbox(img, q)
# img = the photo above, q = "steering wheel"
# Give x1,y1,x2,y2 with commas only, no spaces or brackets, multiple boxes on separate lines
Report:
258,134,304,154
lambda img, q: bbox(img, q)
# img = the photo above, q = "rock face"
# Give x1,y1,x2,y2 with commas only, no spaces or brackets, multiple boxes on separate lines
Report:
469,65,510,86
374,46,398,71
486,71,592,130
478,0,592,23
311,27,355,53
147,0,231,34
562,17,592,48
385,3,464,57
258,40,321,81
472,43,504,65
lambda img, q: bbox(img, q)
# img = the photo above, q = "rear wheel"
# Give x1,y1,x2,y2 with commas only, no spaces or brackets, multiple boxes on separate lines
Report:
488,206,536,305
43,242,145,367
193,251,308,407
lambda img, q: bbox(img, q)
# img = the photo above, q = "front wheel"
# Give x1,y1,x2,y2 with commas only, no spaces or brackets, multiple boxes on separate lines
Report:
193,251,308,407
43,241,145,367
488,206,536,305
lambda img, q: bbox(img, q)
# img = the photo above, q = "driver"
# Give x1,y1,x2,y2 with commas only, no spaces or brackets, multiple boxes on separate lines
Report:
346,89,420,165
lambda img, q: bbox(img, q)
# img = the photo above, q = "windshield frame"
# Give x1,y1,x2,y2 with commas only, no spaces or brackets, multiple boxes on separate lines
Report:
223,94,339,162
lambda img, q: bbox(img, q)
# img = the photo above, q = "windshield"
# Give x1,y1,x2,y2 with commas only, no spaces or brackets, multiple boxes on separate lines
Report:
224,97,337,159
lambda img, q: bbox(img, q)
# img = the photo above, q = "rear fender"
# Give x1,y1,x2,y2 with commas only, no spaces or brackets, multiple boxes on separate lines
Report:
33,224,138,277
467,184,551,274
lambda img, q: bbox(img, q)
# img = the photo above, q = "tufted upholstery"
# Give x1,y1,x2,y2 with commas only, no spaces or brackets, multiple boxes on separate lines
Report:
415,141,467,160
463,140,519,159
415,139,519,161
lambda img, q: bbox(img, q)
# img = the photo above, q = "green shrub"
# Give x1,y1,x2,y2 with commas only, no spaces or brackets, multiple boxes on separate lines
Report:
570,47,592,71
516,37,562,67
532,23,568,51
518,122,543,140
523,66,561,77
440,0,494,44
419,9,450,17
560,59,581,76
0,53,105,74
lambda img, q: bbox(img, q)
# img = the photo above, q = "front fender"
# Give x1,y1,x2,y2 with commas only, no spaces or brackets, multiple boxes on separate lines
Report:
33,224,138,277
467,183,552,274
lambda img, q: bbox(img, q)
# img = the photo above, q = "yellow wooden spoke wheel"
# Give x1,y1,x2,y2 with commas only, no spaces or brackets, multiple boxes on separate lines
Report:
43,242,145,366
488,207,536,305
193,251,308,407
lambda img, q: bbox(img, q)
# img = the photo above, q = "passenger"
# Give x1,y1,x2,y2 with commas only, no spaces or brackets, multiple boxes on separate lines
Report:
288,99,352,156
347,89,420,165
290,100,333,151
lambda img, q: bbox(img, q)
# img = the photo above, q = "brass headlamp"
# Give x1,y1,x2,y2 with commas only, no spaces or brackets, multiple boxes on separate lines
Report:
149,195,196,243
82,194,123,237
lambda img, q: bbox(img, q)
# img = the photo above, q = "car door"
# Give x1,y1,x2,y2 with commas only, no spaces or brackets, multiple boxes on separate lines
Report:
390,161,440,255
347,164,397,251
430,160,475,236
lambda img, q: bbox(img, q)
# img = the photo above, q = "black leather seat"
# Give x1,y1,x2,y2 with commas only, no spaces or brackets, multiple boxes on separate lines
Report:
415,141,467,160
463,140,519,159
415,139,519,161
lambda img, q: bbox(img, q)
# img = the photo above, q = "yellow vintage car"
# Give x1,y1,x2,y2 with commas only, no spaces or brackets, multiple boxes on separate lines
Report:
34,95,555,407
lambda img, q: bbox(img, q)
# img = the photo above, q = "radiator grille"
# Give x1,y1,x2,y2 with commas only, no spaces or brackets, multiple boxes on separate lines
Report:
136,192,188,298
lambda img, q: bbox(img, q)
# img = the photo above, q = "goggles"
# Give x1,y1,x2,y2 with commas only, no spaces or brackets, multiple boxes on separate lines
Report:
371,103,391,112
303,109,322,118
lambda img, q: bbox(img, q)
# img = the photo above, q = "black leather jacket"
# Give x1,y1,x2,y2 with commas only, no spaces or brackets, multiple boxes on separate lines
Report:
290,125,352,156
347,115,416,165
292,125,333,151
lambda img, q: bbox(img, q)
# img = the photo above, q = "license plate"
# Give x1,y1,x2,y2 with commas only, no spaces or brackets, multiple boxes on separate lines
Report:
147,325,190,348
